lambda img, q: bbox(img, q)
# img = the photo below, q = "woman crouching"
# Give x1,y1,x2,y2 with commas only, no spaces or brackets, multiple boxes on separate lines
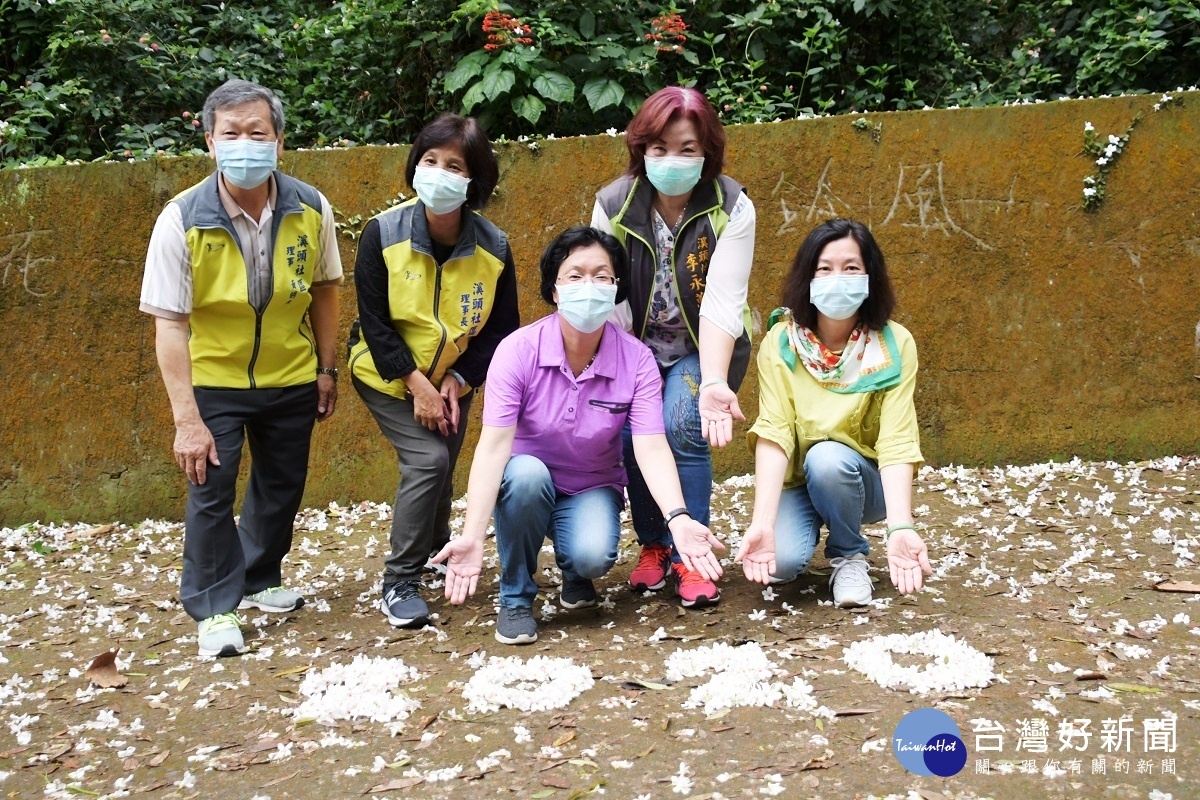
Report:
736,219,932,604
434,227,726,643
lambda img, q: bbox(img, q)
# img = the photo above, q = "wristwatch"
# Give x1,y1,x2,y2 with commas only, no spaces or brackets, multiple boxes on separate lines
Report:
317,367,339,381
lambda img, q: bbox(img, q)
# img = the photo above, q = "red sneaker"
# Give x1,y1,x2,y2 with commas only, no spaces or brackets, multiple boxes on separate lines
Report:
671,562,721,608
628,544,671,591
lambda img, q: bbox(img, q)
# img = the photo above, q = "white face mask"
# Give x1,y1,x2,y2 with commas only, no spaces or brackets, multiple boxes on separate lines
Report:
412,165,471,214
810,274,869,320
556,282,618,333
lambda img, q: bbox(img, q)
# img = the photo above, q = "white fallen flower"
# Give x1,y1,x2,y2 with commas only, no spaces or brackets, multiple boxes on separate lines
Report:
292,655,421,726
842,629,994,694
462,656,592,713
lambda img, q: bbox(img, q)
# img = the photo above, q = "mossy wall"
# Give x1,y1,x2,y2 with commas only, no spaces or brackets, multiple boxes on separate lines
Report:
1,93,1198,523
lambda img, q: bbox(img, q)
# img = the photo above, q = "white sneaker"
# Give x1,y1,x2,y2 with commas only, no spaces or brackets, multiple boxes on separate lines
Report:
829,553,873,608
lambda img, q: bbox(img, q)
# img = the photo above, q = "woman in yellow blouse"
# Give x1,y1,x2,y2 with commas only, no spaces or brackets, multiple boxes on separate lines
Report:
735,219,931,606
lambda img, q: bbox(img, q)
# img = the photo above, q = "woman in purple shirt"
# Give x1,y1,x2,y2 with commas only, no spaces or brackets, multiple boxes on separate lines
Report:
432,227,725,644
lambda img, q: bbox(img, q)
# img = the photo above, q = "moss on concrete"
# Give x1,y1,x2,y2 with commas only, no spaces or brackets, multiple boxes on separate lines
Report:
2,93,1198,522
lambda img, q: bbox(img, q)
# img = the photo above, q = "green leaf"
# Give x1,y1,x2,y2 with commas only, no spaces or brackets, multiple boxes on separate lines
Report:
1106,683,1163,694
582,78,624,112
445,51,487,93
532,72,574,103
512,94,545,125
461,82,486,113
579,11,595,40
481,68,516,101
530,791,556,799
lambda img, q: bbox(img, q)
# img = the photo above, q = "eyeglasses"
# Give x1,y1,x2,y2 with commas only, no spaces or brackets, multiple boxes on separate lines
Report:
556,274,619,287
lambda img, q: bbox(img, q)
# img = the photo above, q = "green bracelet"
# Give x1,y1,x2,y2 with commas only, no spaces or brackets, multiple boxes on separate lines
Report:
883,524,917,543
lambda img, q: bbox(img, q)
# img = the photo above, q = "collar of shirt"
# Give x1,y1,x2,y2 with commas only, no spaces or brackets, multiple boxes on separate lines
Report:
537,314,618,380
216,172,277,230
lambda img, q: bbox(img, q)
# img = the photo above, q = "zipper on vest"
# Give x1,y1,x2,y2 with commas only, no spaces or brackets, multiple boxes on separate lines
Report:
666,210,710,348
426,262,449,379
247,310,264,389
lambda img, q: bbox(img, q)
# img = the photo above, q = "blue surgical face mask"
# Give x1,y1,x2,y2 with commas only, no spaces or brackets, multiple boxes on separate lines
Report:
214,139,278,189
810,274,870,320
412,165,471,215
644,155,704,197
556,282,618,334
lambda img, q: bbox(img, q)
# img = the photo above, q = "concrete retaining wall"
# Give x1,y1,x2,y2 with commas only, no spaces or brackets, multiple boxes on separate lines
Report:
1,93,1198,522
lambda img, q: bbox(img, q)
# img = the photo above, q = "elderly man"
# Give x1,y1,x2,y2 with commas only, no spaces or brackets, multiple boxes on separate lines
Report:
140,79,342,657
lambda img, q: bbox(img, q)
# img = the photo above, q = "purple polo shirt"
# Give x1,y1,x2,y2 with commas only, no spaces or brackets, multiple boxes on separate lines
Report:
482,313,664,495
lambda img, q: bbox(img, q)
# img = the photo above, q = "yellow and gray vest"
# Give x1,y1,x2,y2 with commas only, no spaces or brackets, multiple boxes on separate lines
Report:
172,170,325,389
595,174,753,390
348,199,508,399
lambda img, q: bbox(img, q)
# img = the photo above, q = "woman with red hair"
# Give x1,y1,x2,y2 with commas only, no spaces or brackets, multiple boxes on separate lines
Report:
591,86,756,609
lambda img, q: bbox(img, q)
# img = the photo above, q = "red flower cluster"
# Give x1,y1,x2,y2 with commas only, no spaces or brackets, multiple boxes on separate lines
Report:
646,13,687,53
483,11,533,52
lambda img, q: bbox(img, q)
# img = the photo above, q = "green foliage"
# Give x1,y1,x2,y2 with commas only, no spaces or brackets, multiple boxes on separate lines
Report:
1,0,1197,167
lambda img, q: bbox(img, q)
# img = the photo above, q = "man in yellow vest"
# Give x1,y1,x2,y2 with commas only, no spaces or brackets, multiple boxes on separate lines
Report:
140,79,343,657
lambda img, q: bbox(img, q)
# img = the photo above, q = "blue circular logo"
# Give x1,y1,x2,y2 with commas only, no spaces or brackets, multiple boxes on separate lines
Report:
892,709,967,777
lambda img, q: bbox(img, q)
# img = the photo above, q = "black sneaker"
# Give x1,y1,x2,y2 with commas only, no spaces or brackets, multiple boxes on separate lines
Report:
380,581,430,628
495,605,538,645
559,578,598,609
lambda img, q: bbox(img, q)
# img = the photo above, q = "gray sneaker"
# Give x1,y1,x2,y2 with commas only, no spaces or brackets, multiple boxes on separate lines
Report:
239,586,305,613
381,581,430,628
559,579,598,609
495,605,538,645
197,612,247,657
829,553,873,608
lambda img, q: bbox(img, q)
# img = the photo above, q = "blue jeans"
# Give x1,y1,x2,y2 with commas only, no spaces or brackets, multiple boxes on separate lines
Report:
622,353,710,561
495,454,624,608
773,441,886,581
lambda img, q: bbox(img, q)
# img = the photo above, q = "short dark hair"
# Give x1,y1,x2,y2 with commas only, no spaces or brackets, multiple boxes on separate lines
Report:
405,114,498,210
624,86,725,185
203,79,285,135
780,219,896,330
538,227,629,306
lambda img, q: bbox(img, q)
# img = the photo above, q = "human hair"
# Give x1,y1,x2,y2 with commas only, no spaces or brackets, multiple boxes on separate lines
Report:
202,79,285,136
405,114,498,210
780,219,896,330
538,226,629,306
623,86,725,184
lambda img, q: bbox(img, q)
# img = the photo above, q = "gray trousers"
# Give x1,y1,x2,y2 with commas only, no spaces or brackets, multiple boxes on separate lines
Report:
354,377,473,586
181,384,317,621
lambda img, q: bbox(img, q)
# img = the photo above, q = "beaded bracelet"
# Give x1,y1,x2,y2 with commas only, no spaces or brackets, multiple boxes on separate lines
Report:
883,523,917,544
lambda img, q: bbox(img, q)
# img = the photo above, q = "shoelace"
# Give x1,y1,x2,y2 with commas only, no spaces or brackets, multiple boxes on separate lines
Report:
635,546,670,571
831,558,871,587
201,612,239,632
386,583,420,604
672,563,711,587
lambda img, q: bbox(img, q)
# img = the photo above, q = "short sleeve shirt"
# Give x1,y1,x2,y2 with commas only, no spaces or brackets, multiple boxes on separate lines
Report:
482,314,665,495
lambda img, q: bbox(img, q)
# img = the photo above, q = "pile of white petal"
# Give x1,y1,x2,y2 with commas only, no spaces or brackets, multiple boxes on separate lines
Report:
293,655,421,727
842,629,994,694
463,655,593,713
664,642,831,716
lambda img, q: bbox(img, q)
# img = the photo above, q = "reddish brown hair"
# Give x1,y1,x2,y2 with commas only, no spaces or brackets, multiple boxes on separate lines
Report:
624,86,725,184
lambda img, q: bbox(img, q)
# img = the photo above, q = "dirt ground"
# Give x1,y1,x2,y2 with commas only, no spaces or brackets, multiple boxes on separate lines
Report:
1,456,1196,800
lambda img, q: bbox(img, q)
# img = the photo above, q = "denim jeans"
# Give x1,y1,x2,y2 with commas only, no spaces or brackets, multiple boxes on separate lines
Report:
494,454,624,608
773,441,886,581
622,352,710,561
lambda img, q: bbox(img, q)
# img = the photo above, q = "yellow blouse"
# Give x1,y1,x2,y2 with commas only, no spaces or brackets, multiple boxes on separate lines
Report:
748,320,924,487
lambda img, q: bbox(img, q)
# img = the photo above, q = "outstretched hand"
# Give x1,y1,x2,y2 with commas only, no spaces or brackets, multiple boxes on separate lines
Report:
698,382,746,449
734,521,776,584
670,518,725,582
431,536,483,604
886,529,932,594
